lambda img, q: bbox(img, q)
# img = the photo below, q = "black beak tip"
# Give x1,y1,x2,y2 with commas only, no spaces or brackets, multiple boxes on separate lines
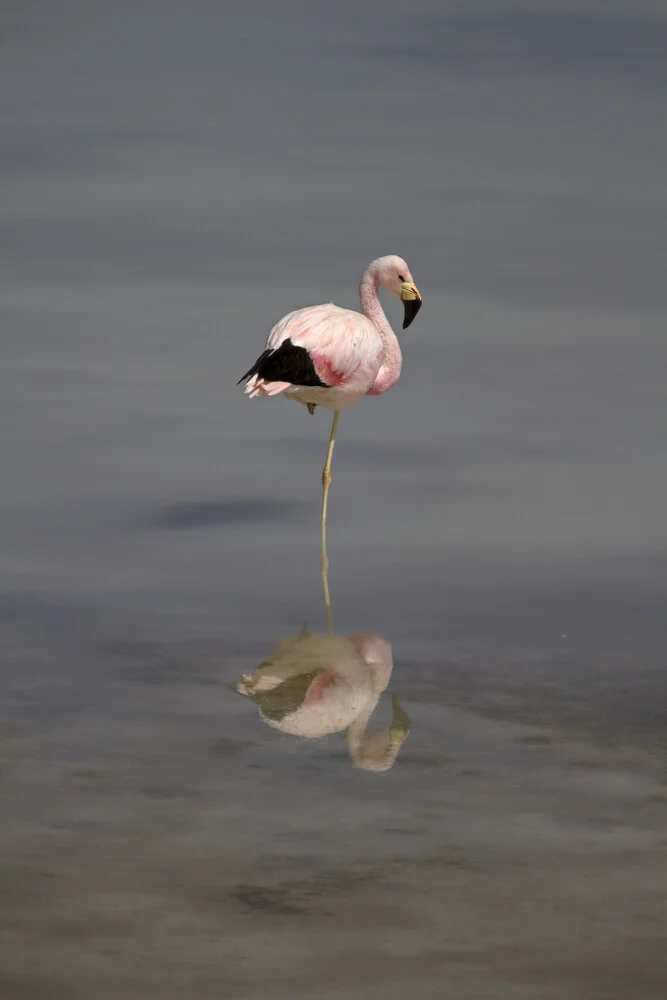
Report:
402,298,422,329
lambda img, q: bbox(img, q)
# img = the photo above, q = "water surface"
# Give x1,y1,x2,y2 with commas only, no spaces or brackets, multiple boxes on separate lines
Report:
2,1,667,996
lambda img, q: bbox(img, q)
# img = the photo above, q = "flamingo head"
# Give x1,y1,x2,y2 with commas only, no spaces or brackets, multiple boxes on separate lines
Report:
372,254,423,329
350,695,412,772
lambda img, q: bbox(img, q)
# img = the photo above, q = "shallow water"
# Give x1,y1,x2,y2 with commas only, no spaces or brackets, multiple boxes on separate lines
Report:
2,1,667,996
2,602,667,998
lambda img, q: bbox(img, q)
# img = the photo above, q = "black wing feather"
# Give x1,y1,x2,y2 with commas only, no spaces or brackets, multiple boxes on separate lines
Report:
237,338,330,387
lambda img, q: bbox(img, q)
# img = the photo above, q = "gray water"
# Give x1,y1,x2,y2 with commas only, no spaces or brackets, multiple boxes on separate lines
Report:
2,2,667,997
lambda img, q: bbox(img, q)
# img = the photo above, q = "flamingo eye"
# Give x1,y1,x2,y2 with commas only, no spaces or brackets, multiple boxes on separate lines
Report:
398,273,405,281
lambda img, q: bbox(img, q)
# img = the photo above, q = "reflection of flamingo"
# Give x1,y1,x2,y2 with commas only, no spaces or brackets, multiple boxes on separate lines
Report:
237,256,422,627
236,625,410,772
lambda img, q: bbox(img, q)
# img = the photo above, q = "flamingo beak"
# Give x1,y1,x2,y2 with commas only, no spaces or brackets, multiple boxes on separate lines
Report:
400,281,422,329
388,694,411,748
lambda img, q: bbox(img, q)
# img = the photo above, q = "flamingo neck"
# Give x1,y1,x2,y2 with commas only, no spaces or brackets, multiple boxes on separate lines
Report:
359,265,392,334
345,692,381,762
359,264,402,395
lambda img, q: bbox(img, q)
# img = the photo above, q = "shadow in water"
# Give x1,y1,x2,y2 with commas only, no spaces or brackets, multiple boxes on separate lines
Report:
236,623,411,772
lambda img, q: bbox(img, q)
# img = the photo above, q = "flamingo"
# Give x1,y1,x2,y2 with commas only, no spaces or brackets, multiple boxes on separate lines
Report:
237,255,422,625
236,623,411,772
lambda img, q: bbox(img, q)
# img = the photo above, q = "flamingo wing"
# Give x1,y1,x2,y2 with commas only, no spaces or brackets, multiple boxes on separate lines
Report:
237,339,328,389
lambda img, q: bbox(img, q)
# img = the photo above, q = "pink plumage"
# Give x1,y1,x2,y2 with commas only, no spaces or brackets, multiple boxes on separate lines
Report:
243,303,378,407
238,255,422,412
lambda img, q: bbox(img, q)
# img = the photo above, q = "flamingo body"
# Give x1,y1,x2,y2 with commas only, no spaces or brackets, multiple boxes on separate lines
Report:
241,303,383,411
238,255,422,411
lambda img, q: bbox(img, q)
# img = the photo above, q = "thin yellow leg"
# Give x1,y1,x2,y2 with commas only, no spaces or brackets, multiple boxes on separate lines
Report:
320,410,340,633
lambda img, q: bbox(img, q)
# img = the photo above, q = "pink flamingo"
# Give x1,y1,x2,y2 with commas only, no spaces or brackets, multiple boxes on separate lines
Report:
236,624,411,772
238,255,422,621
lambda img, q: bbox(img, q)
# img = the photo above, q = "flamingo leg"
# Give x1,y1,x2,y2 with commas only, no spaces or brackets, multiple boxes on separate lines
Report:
320,410,340,633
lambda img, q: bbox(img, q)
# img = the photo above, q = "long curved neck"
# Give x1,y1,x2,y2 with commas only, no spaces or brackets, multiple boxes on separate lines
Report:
359,266,392,335
359,265,402,395
345,692,382,762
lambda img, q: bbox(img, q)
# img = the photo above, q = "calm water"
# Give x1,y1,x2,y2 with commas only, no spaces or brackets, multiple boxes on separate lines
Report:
2,2,667,996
